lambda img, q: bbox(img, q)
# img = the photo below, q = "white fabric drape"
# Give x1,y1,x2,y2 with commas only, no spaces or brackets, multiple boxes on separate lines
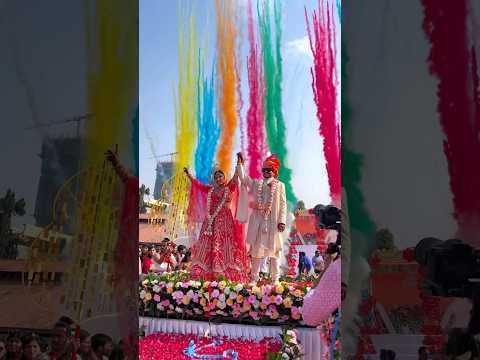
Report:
139,317,322,360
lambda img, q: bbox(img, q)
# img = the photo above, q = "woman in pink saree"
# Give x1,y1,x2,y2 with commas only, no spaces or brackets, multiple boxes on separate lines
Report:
184,166,248,282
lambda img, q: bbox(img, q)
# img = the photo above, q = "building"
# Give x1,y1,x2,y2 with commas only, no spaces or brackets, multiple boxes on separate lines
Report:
34,137,81,229
153,161,174,200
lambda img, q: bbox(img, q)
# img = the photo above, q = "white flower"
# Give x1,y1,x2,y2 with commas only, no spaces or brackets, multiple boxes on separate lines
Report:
286,330,297,338
235,284,243,292
194,308,203,314
169,304,174,310
229,292,237,300
140,290,146,299
175,282,182,288
253,300,260,309
175,307,183,313
188,280,195,286
152,285,161,293
211,281,218,287
156,304,164,311
281,353,289,359
152,279,159,284
218,301,227,310
167,282,174,288
225,287,231,295
218,294,226,302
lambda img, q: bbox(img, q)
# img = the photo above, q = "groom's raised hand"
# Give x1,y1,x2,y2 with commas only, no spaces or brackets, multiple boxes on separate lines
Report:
237,152,244,165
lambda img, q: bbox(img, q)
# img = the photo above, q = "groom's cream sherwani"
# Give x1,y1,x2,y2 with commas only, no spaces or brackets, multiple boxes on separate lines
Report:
236,163,287,279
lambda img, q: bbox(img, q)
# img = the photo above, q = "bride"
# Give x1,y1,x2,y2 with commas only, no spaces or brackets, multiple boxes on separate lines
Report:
184,158,248,282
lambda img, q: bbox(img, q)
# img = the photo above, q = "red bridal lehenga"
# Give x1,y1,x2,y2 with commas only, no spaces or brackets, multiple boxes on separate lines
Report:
187,178,249,282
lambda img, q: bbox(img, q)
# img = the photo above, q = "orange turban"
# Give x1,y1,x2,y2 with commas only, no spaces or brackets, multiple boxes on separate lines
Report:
263,154,281,178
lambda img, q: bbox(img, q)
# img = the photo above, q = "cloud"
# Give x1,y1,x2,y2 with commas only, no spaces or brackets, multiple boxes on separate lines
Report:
285,36,313,59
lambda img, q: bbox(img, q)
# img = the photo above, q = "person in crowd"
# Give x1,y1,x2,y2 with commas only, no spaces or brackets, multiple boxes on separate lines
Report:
0,339,6,360
48,322,80,360
90,334,113,360
5,332,22,360
140,246,148,261
180,249,192,271
175,245,186,268
418,346,429,360
184,161,248,282
297,252,312,275
141,246,154,274
444,328,479,360
77,331,95,360
21,334,46,360
380,349,396,360
312,250,325,275
151,241,177,273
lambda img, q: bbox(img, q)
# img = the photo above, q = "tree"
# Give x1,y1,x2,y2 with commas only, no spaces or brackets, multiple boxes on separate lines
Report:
139,184,150,213
0,189,26,259
375,228,395,251
295,201,306,211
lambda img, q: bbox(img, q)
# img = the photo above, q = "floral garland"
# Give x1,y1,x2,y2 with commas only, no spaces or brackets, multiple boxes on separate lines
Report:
319,315,341,360
256,179,278,233
139,271,308,325
204,186,229,236
266,328,303,360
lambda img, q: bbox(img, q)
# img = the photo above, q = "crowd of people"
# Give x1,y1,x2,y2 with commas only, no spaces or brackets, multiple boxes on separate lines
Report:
0,317,123,360
139,239,191,275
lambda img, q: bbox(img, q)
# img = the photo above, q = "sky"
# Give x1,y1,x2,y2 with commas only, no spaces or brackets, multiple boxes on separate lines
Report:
139,0,341,209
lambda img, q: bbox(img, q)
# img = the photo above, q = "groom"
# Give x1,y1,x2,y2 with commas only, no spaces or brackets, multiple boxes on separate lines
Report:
236,152,287,282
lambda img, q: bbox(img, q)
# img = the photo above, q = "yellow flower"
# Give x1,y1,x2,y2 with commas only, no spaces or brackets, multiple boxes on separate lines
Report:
182,295,190,305
293,289,303,298
145,292,152,301
226,298,234,306
260,303,267,310
200,298,207,307
283,297,293,308
275,285,284,294
203,281,211,288
270,295,276,303
252,286,261,294
219,281,226,290
167,287,173,294
270,312,279,320
242,303,252,311
142,279,149,286
236,295,244,303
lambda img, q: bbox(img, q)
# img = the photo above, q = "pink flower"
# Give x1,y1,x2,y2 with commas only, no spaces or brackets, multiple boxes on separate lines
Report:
232,304,241,311
247,295,257,304
268,305,277,312
181,282,189,288
274,295,283,305
211,289,220,298
172,291,184,300
161,299,170,306
261,296,272,305
153,294,161,302
210,281,218,288
280,315,290,321
249,311,259,319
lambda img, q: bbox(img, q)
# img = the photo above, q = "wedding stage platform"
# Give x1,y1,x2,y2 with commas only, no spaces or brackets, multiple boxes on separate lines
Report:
140,317,322,360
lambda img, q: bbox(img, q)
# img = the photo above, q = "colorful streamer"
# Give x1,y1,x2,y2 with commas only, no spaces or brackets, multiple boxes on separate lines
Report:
305,1,341,207
246,0,267,179
195,60,220,184
172,6,199,231
215,0,238,174
258,0,297,205
422,0,480,246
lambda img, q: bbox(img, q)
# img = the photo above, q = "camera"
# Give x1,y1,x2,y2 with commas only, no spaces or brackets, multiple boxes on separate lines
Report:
414,237,480,297
313,204,341,246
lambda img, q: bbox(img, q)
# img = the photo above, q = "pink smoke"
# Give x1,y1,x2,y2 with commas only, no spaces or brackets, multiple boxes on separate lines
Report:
305,1,341,206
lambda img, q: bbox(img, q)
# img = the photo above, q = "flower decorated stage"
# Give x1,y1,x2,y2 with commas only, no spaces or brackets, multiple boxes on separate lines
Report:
139,272,325,359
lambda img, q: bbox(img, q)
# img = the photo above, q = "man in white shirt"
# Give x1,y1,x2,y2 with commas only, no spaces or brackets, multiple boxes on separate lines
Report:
312,250,325,275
